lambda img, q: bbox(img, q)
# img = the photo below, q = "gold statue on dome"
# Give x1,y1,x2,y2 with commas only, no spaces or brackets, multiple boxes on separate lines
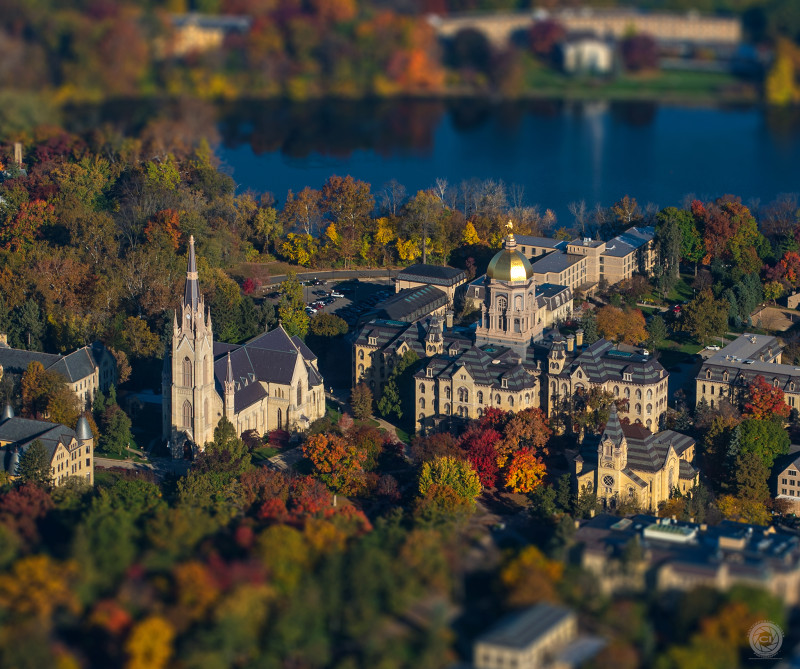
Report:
506,220,513,231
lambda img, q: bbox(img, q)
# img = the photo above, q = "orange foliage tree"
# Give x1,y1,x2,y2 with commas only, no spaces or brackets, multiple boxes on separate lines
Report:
504,448,547,493
302,433,367,495
596,305,647,345
500,545,563,607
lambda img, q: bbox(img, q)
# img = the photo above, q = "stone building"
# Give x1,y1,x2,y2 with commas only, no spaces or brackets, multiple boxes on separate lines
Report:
571,406,698,511
0,338,117,410
773,452,800,513
0,406,94,486
696,333,800,411
163,237,325,451
541,332,669,431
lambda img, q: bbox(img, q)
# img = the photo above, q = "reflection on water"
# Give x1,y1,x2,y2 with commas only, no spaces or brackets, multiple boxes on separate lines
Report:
64,98,800,219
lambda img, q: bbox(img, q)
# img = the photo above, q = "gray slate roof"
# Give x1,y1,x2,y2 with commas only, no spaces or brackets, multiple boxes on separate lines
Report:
0,416,78,472
530,252,584,274
367,285,449,323
212,325,322,413
602,226,654,257
0,341,106,383
396,263,467,287
515,235,569,251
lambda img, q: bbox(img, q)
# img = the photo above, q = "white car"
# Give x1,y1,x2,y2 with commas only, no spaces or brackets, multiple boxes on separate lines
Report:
705,345,721,351
305,307,317,315
330,291,344,298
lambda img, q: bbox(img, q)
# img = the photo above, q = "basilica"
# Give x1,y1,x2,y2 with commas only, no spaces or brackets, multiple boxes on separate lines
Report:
163,237,325,451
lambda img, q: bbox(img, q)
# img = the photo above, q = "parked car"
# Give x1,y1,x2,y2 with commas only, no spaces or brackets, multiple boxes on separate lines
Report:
311,278,325,286
330,291,344,298
705,345,721,351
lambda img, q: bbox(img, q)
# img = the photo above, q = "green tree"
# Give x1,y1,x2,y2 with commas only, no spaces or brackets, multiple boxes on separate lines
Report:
17,440,51,486
655,209,683,284
278,272,309,338
99,405,133,456
646,315,668,351
350,383,373,421
580,309,599,345
418,455,481,504
730,418,790,471
309,313,348,337
680,290,728,344
377,350,419,422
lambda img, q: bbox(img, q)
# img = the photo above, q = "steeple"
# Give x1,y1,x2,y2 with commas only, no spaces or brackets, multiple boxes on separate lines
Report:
224,352,235,420
601,405,624,444
184,235,200,310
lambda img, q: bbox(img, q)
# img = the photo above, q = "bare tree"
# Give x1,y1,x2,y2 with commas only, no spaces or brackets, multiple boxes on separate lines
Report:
568,199,587,235
380,179,407,217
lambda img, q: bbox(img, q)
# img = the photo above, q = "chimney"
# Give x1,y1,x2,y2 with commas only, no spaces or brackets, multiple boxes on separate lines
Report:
13,143,22,167
566,335,575,353
575,328,584,347
445,309,453,329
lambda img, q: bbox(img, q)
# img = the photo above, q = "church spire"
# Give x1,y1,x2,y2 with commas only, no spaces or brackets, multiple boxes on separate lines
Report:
184,235,200,310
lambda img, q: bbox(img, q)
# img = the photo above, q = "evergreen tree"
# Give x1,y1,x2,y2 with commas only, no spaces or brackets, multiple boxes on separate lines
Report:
646,315,668,351
580,309,599,344
350,383,373,421
377,351,419,423
18,440,51,486
99,405,132,456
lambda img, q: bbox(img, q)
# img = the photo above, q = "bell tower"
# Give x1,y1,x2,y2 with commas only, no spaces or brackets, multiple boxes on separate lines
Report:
164,236,221,450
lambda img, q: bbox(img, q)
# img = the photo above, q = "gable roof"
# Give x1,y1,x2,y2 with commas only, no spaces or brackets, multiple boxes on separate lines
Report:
0,342,107,383
396,263,467,287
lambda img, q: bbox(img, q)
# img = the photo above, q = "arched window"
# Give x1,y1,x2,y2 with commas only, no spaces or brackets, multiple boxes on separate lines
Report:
204,398,209,426
445,387,451,399
646,403,652,414
509,397,514,408
635,403,642,414
444,403,451,415
646,419,652,429
458,387,469,403
635,389,642,400
183,400,192,428
723,371,729,382
182,357,192,387
774,378,780,388
358,364,365,376
515,295,523,310
525,393,530,404
477,391,484,404
419,413,425,422
624,388,631,398
551,382,556,393
277,408,282,429
706,369,712,379
359,350,364,360
495,394,501,405
646,389,652,400
419,398,426,408
297,384,303,405
204,355,210,385
702,384,706,394
497,296,507,310
419,383,425,394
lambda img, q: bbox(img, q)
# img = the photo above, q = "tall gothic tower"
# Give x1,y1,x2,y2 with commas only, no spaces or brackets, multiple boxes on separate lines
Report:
162,236,222,449
476,223,541,354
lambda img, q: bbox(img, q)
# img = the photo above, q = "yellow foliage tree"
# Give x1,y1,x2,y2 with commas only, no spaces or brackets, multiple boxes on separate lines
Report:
374,217,395,246
766,39,799,106
504,447,547,493
461,221,480,246
717,494,770,526
325,223,341,246
396,237,421,262
125,616,175,669
500,546,563,607
0,555,79,621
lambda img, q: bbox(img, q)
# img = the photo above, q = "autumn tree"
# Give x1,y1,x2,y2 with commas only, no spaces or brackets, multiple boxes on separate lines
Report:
303,433,366,495
743,375,791,422
418,455,481,504
321,176,374,268
596,305,647,345
500,545,563,607
504,448,547,493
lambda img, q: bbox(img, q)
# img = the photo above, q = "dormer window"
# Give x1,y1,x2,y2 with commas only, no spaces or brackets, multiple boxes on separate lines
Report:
368,337,377,346
706,369,712,379
426,367,433,378
501,378,508,388
623,373,632,382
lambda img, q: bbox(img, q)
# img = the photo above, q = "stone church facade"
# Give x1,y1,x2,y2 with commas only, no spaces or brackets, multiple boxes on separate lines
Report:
163,237,325,451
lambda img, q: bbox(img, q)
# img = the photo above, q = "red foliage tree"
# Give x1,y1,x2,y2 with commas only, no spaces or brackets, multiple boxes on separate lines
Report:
744,375,791,421
529,20,566,59
621,34,658,72
460,426,501,487
0,484,54,547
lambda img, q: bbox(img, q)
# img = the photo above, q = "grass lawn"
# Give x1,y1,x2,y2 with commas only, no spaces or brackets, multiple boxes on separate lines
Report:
393,426,411,445
666,276,695,304
96,450,147,463
252,446,279,463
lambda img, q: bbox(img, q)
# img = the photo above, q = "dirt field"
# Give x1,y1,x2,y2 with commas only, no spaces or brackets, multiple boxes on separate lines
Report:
751,306,798,332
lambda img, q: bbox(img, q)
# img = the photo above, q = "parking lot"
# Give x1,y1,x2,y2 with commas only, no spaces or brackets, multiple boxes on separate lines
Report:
301,278,394,326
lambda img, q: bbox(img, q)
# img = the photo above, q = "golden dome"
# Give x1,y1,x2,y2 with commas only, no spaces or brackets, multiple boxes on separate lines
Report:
487,225,533,282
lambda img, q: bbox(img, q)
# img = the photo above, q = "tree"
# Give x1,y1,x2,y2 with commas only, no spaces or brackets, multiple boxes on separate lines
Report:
309,313,348,337
646,315,668,350
321,176,374,268
730,418,790,470
99,405,133,456
303,433,366,495
17,440,50,486
621,35,658,72
504,448,547,493
418,456,481,504
680,290,728,344
120,317,162,359
377,350,419,422
349,383,373,421
500,545,563,607
596,305,647,345
278,272,309,338
580,309,599,345
529,20,566,59
124,615,175,669
744,376,791,421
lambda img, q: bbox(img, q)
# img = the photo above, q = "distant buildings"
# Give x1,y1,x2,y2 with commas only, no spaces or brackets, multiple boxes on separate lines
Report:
395,263,468,304
0,406,94,486
163,237,325,453
0,337,117,411
571,406,698,511
471,603,604,669
695,333,800,411
168,14,252,57
574,513,800,606
773,452,800,511
559,35,615,75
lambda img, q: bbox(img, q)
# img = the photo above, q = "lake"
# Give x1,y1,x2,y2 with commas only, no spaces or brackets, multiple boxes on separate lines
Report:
213,99,800,222
68,98,800,222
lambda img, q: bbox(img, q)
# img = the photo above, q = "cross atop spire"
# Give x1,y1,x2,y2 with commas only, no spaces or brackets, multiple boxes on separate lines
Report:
184,235,200,310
